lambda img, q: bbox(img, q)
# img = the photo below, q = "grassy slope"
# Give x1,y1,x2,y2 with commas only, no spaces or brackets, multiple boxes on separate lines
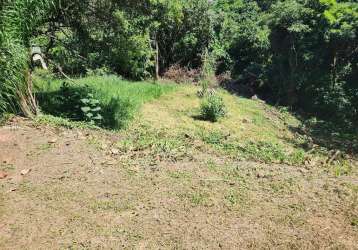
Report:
119,85,309,165
34,74,351,167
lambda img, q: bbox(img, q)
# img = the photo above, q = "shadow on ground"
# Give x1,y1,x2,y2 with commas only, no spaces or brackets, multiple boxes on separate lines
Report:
222,80,358,156
290,118,358,155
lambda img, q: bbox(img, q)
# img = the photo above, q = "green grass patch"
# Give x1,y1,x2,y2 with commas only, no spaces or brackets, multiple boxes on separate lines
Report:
35,114,99,129
34,74,176,129
199,129,306,165
117,123,191,162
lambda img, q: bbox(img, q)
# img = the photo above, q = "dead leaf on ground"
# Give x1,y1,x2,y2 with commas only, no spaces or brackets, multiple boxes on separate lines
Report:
8,188,17,193
48,138,57,144
0,171,8,179
20,169,32,176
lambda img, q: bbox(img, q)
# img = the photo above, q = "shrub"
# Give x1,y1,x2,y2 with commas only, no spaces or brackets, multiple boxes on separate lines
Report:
37,82,103,126
200,94,226,122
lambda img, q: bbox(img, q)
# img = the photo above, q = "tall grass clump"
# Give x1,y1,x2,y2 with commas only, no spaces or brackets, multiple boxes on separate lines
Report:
0,0,55,117
34,74,176,129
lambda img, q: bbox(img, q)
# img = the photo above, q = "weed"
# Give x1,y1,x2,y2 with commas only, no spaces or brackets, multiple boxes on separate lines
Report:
117,123,191,162
189,191,209,206
35,114,97,129
269,179,296,194
238,141,287,163
201,130,226,145
38,143,52,151
199,129,306,165
200,94,226,122
206,159,219,172
224,167,247,184
80,93,103,125
197,80,209,98
168,171,192,180
86,136,104,150
89,200,132,213
332,160,353,177
289,149,306,165
225,189,240,207
0,113,14,126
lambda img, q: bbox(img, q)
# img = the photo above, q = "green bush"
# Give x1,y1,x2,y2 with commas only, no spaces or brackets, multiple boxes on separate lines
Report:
37,82,103,126
200,94,226,122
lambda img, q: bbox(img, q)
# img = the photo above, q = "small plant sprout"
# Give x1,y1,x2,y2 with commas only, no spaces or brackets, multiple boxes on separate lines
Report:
81,93,103,125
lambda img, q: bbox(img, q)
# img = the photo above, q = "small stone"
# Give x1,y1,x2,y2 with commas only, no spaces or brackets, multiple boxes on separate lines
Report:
111,148,120,155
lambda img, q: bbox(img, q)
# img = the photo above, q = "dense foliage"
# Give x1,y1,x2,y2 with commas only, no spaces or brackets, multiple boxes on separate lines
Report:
0,0,357,127
213,0,358,126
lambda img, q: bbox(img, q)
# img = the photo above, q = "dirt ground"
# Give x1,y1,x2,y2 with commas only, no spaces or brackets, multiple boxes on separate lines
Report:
0,117,357,249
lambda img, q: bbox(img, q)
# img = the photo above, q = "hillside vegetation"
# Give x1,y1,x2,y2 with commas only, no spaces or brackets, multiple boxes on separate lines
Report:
0,0,357,128
1,85,357,248
0,0,357,248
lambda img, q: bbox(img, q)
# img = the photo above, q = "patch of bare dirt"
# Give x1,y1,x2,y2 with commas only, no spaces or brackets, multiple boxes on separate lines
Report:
0,118,357,249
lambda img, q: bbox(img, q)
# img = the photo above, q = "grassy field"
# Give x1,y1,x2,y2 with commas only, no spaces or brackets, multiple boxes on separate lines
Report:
1,77,357,249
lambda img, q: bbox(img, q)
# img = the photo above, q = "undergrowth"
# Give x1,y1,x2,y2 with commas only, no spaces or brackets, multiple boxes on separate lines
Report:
31,81,356,167
34,73,176,129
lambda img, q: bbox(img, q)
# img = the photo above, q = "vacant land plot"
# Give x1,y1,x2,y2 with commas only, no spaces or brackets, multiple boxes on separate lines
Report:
0,86,357,249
